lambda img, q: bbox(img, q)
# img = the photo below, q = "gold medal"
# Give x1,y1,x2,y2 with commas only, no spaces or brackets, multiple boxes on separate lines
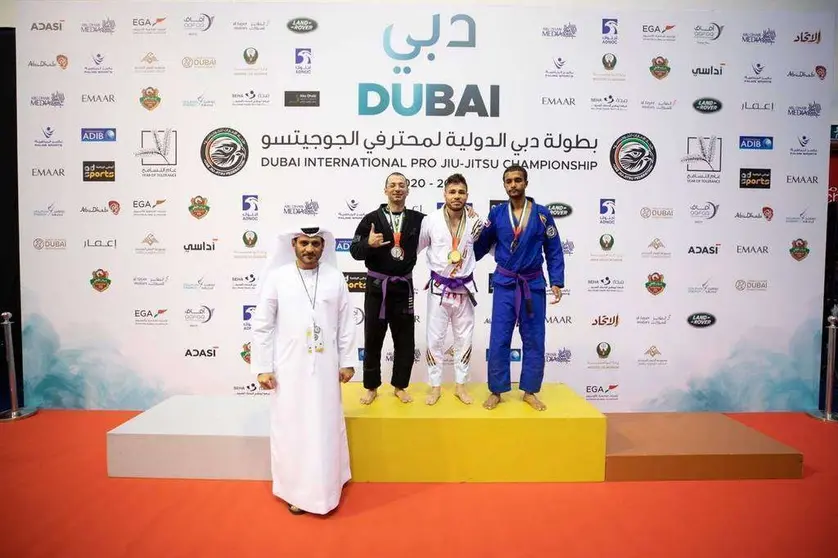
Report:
448,250,462,264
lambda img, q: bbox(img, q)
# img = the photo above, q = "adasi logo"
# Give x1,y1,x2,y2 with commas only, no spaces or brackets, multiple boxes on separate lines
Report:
360,14,499,117
609,132,657,181
687,312,716,328
201,128,249,177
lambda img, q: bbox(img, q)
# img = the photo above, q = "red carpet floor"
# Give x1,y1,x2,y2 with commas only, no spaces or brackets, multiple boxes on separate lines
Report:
0,410,836,558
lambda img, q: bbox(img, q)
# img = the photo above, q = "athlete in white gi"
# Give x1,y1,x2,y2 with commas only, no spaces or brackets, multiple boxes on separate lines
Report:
418,173,483,405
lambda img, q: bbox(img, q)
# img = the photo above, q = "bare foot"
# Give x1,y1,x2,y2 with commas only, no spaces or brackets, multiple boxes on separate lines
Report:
483,392,502,410
360,389,377,405
454,384,473,405
425,386,441,405
523,392,547,411
394,388,413,403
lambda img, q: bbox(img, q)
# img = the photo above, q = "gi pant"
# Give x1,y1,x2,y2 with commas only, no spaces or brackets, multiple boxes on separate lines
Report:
425,290,475,387
487,284,546,394
363,283,415,390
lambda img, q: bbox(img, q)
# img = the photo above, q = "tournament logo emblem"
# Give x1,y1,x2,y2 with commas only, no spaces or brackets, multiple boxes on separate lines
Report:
201,127,249,177
90,269,111,292
189,195,210,219
645,272,666,295
610,132,657,181
649,56,671,79
596,342,612,359
241,342,251,363
789,238,809,261
139,87,161,111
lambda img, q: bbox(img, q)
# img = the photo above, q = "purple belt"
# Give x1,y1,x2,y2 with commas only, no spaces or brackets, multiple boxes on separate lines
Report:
367,270,413,320
428,271,477,306
495,266,542,324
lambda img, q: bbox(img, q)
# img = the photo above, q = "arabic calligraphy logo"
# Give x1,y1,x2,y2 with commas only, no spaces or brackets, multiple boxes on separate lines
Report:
645,272,666,295
90,268,111,292
649,56,670,79
108,200,120,215
815,65,827,80
139,87,161,111
56,54,68,69
189,196,210,219
201,127,249,176
789,238,809,261
383,13,475,72
243,47,258,65
601,53,617,70
762,206,774,221
610,132,657,181
596,342,612,359
241,342,251,363
362,14,493,117
645,346,662,358
599,234,614,251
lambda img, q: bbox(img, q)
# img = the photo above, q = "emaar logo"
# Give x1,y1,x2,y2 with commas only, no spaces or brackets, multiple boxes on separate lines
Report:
359,14,499,117
335,238,352,251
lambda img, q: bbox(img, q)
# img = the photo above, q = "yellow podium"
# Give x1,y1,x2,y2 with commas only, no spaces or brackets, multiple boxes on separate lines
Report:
342,382,606,483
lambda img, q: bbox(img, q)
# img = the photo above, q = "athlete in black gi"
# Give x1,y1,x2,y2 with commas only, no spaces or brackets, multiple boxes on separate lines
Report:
350,172,425,404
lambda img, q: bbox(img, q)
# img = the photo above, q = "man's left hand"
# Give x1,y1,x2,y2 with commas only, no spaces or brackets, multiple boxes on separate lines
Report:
339,367,355,383
550,286,563,304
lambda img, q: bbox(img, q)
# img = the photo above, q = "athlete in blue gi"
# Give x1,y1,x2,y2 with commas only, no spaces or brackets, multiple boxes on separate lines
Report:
473,165,565,411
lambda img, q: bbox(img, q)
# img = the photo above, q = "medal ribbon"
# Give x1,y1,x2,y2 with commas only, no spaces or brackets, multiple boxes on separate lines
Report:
386,207,403,248
443,207,467,254
507,198,529,249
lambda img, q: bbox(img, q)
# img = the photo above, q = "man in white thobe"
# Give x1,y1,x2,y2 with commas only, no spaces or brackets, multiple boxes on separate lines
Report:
250,225,357,516
418,174,483,405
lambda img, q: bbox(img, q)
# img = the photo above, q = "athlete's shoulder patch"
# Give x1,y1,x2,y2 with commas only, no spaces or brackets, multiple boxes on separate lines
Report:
539,213,548,226
546,225,557,238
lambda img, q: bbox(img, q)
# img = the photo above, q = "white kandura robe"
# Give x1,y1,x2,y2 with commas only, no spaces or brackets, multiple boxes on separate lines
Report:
250,262,357,515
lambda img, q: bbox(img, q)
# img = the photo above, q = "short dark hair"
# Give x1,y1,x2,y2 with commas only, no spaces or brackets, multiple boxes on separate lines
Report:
444,173,468,190
502,165,527,183
385,172,408,186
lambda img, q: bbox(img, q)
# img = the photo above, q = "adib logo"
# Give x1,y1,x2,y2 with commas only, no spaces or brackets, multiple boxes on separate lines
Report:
359,14,499,117
739,136,773,150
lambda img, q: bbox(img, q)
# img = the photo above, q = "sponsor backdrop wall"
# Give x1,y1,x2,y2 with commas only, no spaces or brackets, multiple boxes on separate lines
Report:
16,1,835,412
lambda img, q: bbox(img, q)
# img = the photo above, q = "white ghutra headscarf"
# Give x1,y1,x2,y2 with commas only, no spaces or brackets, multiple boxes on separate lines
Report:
256,225,338,297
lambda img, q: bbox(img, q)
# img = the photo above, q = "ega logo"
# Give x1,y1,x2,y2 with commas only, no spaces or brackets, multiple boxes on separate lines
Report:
359,14,499,117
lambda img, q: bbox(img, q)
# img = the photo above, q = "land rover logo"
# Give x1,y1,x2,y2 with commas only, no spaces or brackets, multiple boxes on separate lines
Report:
287,18,317,33
546,202,572,218
687,312,716,328
693,98,722,113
